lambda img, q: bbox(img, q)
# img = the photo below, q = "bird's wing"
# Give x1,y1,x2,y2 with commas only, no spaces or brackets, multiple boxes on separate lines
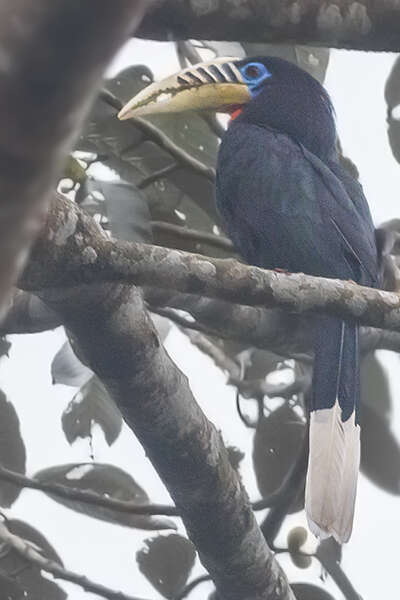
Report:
217,123,378,285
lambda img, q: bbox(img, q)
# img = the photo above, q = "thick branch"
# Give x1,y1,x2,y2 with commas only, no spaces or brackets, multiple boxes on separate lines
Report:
139,1,400,52
34,281,294,600
21,195,400,334
0,521,149,600
0,0,149,318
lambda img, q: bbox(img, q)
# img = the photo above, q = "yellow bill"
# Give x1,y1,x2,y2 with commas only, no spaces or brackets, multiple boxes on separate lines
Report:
117,57,251,120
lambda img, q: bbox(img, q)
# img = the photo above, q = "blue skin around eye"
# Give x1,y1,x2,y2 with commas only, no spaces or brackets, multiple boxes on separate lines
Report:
239,62,272,97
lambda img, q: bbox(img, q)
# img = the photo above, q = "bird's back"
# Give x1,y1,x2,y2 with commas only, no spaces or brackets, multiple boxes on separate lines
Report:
216,120,379,287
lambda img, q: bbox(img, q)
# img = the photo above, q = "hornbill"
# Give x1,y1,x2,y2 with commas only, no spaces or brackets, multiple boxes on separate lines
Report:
118,56,380,542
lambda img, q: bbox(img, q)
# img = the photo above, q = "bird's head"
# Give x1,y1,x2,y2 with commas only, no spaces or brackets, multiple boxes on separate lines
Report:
118,56,336,159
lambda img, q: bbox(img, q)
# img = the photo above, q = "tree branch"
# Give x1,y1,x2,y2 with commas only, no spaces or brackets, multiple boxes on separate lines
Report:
0,520,150,600
20,194,400,334
138,0,400,52
0,0,149,318
0,465,178,517
32,279,294,600
151,221,234,252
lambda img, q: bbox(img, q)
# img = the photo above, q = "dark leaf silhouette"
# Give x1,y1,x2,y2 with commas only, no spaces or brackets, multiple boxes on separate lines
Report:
137,534,196,599
77,66,225,258
34,463,175,530
385,56,400,164
51,340,92,388
360,352,391,417
360,353,400,492
82,178,152,243
291,583,335,600
0,519,66,600
62,376,122,446
253,404,305,512
360,402,400,494
0,391,26,507
0,337,10,359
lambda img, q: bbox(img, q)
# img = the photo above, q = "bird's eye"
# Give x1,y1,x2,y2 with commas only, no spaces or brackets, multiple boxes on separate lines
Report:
245,65,260,79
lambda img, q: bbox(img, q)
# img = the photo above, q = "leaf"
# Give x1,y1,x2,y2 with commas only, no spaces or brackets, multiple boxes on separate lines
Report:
137,534,196,599
62,376,122,446
83,178,152,243
241,43,330,83
0,337,11,360
385,56,400,164
360,402,400,494
0,391,26,507
0,573,25,599
359,353,400,492
77,66,226,258
0,519,66,600
360,352,391,417
51,340,92,388
291,583,335,600
34,463,176,531
253,404,305,513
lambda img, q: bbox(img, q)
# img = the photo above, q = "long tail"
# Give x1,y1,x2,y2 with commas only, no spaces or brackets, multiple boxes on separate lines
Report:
305,316,360,543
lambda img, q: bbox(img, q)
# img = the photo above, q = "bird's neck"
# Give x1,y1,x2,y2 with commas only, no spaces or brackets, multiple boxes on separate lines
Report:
237,82,337,161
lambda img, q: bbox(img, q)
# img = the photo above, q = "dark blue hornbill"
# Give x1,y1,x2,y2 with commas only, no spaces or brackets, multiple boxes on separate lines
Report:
118,57,380,542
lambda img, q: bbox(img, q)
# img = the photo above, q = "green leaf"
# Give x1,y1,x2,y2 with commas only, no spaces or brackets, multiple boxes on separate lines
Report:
253,404,305,513
0,391,26,507
137,534,196,599
0,519,66,600
291,583,335,600
34,463,176,531
62,376,122,446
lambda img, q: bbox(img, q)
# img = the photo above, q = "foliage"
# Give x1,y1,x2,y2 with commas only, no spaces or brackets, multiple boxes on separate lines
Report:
1,37,400,600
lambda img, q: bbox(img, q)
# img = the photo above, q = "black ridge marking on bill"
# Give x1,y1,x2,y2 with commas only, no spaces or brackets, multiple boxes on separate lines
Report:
197,67,216,83
223,63,240,83
187,71,203,84
177,75,190,85
208,64,227,82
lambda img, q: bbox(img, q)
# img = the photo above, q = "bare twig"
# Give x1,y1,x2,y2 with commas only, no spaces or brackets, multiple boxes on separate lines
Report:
0,520,150,600
0,464,280,516
261,432,309,544
138,164,179,189
152,221,234,252
175,574,212,600
316,541,362,600
0,466,179,517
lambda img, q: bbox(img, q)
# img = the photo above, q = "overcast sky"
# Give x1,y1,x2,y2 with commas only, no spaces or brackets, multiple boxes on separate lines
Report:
1,41,399,600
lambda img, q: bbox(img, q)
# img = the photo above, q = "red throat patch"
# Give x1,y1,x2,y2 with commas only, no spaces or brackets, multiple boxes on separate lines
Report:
230,108,243,123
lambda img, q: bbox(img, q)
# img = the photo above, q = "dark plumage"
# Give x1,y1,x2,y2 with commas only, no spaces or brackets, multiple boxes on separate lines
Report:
118,53,381,542
216,57,380,541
